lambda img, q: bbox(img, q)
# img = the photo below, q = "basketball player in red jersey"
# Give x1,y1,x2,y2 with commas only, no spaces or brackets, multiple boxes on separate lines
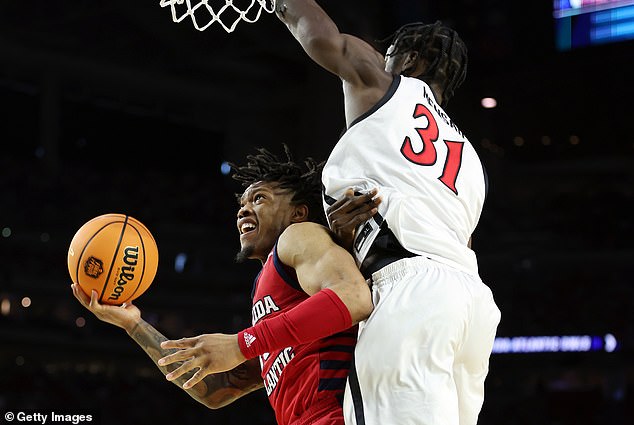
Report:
273,2,502,425
71,145,375,425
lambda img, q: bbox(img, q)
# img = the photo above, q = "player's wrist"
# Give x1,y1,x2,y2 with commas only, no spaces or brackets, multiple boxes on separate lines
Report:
232,334,248,362
124,318,143,335
237,289,353,359
237,328,259,359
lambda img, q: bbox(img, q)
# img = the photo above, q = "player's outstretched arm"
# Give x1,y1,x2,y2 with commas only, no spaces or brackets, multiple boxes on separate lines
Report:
157,224,373,390
71,284,262,408
274,0,385,85
129,322,262,408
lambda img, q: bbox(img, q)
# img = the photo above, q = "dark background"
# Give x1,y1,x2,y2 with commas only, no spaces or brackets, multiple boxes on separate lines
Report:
1,1,633,424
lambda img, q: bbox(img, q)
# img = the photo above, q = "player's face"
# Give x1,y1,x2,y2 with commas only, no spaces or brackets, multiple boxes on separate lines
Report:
236,181,297,263
384,43,415,75
385,39,427,77
384,43,402,73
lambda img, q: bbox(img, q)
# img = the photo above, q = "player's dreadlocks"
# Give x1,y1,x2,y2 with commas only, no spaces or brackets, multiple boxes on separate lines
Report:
384,21,468,107
230,144,326,225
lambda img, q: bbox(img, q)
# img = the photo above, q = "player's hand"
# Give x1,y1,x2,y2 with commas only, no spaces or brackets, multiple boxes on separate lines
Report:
327,188,381,251
158,334,246,389
71,283,141,332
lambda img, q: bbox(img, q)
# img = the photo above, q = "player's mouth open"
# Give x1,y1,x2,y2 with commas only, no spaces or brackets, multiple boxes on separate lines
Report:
240,222,257,235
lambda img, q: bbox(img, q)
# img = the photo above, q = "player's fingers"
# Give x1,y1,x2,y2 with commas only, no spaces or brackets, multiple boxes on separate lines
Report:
326,188,355,213
158,352,185,367
88,290,100,309
350,196,379,214
73,284,90,310
161,337,196,349
71,284,90,307
164,359,196,382
338,196,368,213
337,188,379,213
347,207,379,226
366,187,379,199
331,203,379,229
158,347,196,366
328,201,370,226
182,369,208,389
122,301,136,311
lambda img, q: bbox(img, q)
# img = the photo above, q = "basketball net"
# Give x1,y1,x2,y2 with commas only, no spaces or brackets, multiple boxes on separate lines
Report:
159,0,275,33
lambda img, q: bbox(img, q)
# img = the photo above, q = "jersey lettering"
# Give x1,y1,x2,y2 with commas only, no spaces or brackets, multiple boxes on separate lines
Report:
252,295,281,325
400,103,465,195
263,347,295,396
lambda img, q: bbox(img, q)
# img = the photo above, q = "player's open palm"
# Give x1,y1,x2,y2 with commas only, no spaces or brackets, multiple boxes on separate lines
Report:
158,333,246,389
71,283,141,331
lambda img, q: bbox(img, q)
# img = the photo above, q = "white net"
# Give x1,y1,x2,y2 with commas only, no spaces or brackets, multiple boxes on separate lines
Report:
159,0,275,33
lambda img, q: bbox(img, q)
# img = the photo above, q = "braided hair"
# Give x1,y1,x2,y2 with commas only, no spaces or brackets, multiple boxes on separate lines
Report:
384,21,468,107
230,144,326,225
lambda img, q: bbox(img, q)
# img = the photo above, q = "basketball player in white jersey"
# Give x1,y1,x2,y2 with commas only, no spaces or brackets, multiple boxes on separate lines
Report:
274,2,502,425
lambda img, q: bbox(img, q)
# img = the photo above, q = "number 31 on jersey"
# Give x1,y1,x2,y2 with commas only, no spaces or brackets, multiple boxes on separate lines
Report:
401,103,464,195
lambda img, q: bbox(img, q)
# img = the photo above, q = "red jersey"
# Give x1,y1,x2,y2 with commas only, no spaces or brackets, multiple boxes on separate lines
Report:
250,244,357,425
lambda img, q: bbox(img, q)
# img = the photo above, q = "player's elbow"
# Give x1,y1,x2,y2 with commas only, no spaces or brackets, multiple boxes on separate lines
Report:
347,283,374,324
301,32,334,57
203,400,221,410
298,29,347,71
205,402,223,410
187,385,234,410
200,396,232,410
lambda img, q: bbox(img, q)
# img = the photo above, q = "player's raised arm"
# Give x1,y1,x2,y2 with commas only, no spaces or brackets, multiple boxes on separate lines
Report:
71,284,262,408
274,0,385,86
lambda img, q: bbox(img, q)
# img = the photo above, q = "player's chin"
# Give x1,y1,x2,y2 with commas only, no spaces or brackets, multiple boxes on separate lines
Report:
235,244,254,263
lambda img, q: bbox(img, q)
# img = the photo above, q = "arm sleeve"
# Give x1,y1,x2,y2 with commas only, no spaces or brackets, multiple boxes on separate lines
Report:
237,288,352,359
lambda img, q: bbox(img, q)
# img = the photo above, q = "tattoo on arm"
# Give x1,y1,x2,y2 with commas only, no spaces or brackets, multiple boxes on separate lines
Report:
128,320,263,408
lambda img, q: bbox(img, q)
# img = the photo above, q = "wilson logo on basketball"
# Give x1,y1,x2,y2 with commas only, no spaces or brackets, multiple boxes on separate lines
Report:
84,256,104,279
108,246,139,302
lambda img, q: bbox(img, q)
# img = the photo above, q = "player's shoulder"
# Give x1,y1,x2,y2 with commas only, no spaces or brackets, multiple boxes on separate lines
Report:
342,34,385,63
280,222,331,243
277,222,335,265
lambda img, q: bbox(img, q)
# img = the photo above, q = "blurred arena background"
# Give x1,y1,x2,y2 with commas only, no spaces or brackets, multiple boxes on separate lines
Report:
1,1,633,424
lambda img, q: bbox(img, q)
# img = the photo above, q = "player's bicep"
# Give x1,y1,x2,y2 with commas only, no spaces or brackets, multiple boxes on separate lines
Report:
277,0,383,84
309,34,385,83
278,223,372,323
298,244,357,294
278,224,347,292
301,243,372,323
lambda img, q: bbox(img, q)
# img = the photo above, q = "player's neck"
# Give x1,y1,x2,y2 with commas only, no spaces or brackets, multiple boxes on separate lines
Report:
429,83,444,106
405,72,444,106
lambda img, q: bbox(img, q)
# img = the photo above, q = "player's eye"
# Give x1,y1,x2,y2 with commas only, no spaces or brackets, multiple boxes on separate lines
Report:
254,194,265,202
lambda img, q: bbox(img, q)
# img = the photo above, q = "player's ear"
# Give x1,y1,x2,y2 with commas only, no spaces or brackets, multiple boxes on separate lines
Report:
402,51,419,74
290,204,309,223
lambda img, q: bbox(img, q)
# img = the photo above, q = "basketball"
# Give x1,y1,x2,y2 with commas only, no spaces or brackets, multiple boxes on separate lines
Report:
67,214,159,305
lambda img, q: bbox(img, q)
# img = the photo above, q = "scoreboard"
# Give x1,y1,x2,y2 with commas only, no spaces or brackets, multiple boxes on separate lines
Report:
554,0,634,49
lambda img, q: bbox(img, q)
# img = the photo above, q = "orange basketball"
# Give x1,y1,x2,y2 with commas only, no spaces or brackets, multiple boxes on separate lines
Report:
67,214,159,305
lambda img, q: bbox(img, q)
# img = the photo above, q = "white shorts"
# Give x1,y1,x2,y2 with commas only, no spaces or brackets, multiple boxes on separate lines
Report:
343,256,501,425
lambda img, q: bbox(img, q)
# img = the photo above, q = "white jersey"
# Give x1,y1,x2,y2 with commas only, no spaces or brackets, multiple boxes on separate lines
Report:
322,75,486,275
